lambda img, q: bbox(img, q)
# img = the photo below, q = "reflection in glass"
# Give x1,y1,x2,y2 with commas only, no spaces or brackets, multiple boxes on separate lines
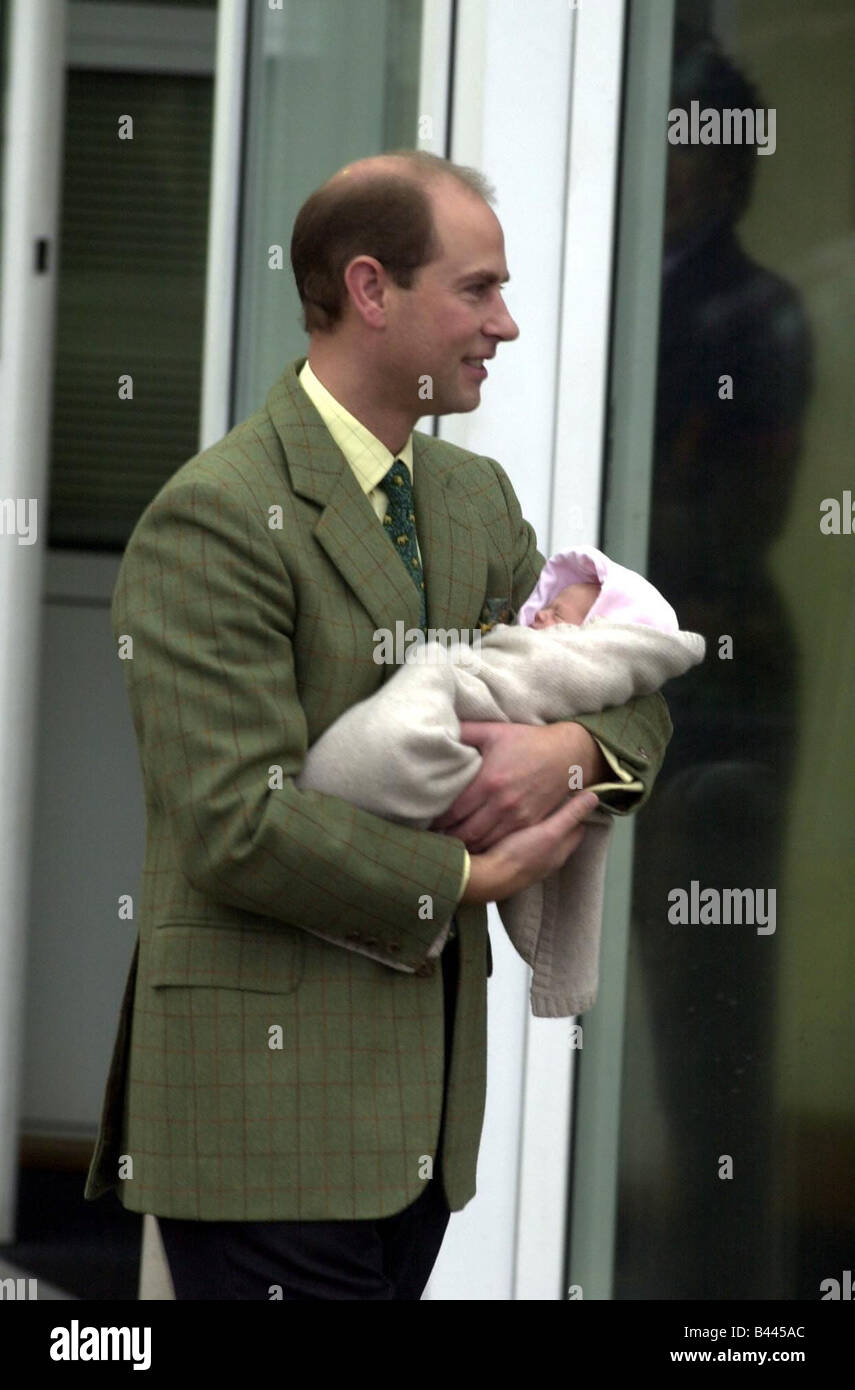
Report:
614,5,854,1299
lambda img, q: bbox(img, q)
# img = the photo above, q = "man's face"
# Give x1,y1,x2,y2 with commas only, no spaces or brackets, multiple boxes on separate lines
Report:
381,179,519,415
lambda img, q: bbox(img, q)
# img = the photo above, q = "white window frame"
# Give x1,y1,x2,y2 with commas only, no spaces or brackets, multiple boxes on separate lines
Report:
0,0,67,1244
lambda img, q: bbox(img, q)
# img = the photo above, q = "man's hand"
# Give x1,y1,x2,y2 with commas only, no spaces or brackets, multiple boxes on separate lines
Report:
460,789,600,904
430,721,608,852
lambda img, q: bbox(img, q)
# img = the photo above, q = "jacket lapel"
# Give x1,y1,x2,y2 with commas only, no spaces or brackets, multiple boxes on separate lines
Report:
266,358,487,639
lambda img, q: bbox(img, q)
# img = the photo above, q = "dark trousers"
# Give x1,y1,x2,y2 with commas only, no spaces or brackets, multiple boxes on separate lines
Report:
158,930,460,1300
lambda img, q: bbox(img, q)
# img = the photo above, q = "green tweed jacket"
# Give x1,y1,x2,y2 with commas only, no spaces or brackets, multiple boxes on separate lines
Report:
84,356,672,1221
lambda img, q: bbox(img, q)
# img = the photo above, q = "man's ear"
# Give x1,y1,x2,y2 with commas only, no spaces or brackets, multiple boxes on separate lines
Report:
343,255,388,329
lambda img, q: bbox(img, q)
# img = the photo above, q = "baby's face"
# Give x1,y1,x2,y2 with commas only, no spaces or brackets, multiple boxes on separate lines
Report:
532,581,601,629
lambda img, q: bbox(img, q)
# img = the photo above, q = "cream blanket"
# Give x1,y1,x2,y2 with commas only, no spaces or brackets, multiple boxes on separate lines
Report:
296,621,706,1017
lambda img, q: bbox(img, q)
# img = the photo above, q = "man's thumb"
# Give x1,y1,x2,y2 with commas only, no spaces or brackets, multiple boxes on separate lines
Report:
557,791,599,829
457,721,494,749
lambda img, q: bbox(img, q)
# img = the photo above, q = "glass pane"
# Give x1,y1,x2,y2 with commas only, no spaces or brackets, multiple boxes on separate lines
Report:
604,0,855,1299
233,0,423,419
48,67,213,550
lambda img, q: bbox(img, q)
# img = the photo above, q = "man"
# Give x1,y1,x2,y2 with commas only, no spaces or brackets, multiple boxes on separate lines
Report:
85,150,671,1299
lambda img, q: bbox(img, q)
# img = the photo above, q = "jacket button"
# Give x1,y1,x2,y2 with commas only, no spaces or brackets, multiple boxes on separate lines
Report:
388,942,401,952
415,961,435,978
637,746,649,760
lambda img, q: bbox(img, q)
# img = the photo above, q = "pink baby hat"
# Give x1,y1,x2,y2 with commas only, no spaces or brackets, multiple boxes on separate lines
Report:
516,544,679,632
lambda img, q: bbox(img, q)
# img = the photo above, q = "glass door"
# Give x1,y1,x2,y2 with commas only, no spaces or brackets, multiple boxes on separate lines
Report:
570,0,855,1301
232,0,427,421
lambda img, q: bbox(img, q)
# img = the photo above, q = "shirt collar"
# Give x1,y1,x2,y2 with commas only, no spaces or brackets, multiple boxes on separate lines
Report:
298,358,414,493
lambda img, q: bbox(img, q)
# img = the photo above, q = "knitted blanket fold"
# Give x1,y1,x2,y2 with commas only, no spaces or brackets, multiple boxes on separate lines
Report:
296,621,706,1017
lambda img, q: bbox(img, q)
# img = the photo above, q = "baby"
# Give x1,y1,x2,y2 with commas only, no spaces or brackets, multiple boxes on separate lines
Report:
532,582,601,628
295,544,705,1018
513,542,684,637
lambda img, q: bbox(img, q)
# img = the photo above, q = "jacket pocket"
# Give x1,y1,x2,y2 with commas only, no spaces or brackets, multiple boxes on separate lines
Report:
147,921,304,995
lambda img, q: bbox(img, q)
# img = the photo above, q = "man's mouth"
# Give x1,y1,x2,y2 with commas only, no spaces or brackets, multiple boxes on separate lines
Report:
462,357,488,381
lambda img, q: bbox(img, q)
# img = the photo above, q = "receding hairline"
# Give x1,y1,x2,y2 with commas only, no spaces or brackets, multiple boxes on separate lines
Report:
290,153,498,330
319,151,495,205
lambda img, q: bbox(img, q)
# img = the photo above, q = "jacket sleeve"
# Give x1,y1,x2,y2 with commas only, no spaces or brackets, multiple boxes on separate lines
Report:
113,474,467,973
488,457,673,814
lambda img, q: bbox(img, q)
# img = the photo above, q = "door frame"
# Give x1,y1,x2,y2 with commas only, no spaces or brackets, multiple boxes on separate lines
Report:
0,0,67,1243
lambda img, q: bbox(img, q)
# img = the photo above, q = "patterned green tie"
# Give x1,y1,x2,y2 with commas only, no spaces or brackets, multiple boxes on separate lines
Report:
380,460,427,632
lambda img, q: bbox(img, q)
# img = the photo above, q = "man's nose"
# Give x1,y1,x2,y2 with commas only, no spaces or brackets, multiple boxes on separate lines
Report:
486,295,519,342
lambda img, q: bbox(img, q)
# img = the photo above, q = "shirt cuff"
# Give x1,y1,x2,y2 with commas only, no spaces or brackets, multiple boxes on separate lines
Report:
424,848,469,961
458,847,471,899
587,737,645,810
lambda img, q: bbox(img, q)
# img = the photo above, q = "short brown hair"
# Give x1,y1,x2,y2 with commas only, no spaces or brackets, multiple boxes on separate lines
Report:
290,151,495,333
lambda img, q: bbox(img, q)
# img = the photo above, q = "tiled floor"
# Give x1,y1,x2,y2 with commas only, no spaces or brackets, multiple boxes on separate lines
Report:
1,1167,142,1301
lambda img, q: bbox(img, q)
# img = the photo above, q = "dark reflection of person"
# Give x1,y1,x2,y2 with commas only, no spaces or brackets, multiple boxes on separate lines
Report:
616,25,812,1299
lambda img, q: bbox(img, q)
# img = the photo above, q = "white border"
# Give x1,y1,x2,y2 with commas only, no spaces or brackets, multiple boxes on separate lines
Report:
514,0,627,1302
198,0,249,449
414,0,455,438
549,0,627,555
418,0,454,156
